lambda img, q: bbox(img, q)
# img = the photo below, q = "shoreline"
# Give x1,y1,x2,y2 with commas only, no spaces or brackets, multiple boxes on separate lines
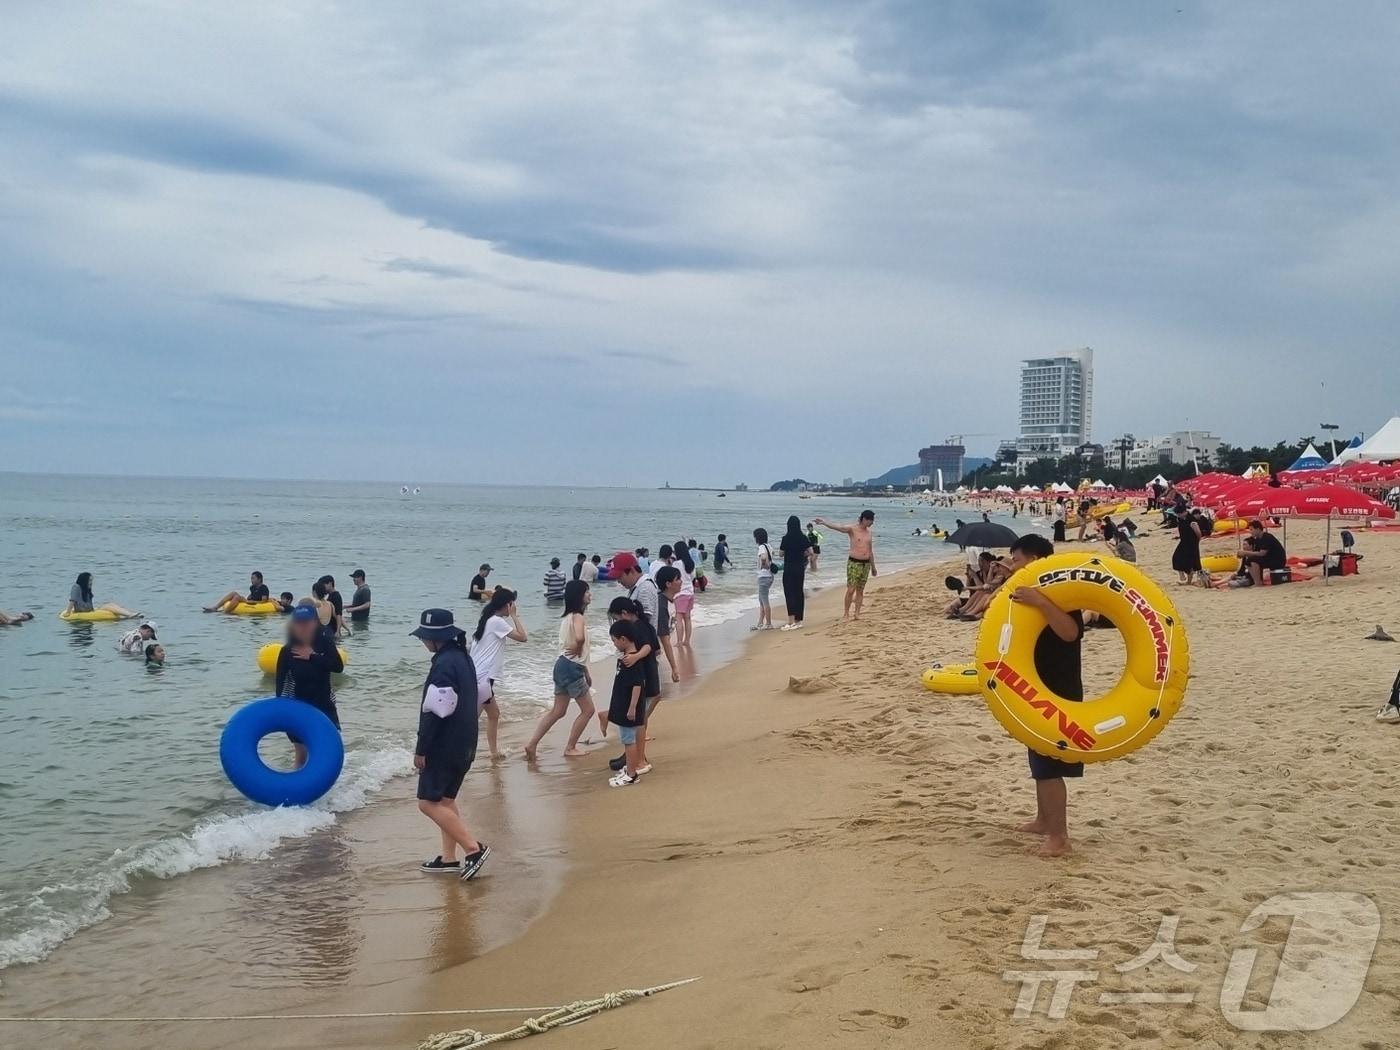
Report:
14,519,1397,1048
0,554,942,1049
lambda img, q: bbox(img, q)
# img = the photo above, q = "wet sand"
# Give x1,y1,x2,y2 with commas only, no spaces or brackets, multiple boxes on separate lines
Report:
0,593,763,1050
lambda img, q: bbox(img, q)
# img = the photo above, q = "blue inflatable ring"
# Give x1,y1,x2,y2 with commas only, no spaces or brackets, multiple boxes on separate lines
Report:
220,698,344,806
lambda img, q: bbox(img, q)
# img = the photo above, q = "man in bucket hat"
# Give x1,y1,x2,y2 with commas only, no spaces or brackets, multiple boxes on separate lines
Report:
412,608,490,880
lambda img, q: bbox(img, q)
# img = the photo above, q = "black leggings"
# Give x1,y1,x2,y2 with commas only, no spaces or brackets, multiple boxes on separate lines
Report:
782,570,805,622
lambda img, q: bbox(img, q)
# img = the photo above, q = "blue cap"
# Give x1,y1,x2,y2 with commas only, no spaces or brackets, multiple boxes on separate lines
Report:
292,605,319,622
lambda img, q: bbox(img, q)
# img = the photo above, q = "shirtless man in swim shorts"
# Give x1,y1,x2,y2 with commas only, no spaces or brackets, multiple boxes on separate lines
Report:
814,511,876,620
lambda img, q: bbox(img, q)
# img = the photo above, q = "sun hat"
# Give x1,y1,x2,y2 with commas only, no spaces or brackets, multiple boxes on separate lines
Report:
411,608,464,641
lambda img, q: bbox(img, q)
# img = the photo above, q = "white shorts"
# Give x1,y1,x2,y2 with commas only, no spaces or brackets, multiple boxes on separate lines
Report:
477,677,495,707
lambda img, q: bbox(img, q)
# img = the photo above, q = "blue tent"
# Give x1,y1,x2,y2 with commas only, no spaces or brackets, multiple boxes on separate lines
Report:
1288,442,1329,471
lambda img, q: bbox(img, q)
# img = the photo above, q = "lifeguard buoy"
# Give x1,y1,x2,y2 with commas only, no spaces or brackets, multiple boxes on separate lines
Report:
920,663,981,695
974,554,1189,763
219,698,344,806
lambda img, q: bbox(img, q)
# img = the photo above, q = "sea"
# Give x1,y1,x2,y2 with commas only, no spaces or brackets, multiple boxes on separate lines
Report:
0,473,992,979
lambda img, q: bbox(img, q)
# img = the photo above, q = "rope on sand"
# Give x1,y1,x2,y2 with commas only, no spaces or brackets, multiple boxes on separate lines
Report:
418,977,702,1049
0,977,701,1045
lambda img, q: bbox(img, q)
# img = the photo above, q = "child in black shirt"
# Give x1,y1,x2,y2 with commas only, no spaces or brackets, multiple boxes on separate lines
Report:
1006,534,1082,858
606,621,648,787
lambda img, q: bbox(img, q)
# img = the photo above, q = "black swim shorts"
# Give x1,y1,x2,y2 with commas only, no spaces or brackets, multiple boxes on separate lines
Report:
1028,748,1084,781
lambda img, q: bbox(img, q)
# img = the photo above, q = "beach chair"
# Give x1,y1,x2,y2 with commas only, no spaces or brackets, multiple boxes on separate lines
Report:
1378,669,1400,723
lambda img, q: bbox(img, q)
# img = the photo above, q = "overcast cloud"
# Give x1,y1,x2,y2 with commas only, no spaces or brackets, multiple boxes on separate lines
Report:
2,0,1396,485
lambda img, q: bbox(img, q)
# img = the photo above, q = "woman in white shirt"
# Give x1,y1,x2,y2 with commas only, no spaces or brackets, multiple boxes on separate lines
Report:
523,580,595,760
470,589,527,759
671,539,697,646
751,528,776,631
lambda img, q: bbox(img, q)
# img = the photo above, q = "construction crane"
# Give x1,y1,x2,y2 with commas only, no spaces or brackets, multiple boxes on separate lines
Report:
944,432,995,446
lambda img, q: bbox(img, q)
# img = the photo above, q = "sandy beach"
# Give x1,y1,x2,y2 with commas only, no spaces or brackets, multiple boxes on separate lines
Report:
6,517,1398,1049
382,518,1400,1050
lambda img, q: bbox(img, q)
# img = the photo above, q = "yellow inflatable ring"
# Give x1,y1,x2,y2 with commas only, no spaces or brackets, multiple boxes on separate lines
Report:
257,642,350,675
921,663,981,695
230,600,280,616
974,553,1189,763
59,609,120,622
1200,554,1240,574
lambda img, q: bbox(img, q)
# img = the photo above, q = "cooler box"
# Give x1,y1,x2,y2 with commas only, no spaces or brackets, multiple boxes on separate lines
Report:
1325,553,1360,577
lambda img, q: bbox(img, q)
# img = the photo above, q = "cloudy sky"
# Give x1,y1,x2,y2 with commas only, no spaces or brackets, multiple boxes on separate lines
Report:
2,1,1395,486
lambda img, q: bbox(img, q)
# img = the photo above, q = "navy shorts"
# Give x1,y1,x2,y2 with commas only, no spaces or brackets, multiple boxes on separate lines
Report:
418,759,472,802
1028,748,1084,781
286,699,340,744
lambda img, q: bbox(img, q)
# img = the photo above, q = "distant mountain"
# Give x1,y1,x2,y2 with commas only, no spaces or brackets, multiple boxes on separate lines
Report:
864,458,994,488
865,463,921,487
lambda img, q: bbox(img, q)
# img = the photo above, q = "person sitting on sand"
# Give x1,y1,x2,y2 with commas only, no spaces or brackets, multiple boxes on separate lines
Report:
1239,520,1287,586
1101,518,1137,562
203,570,272,613
0,608,35,626
813,511,877,621
117,621,158,654
523,579,596,761
954,552,1011,621
411,608,490,881
1006,533,1082,858
65,572,139,619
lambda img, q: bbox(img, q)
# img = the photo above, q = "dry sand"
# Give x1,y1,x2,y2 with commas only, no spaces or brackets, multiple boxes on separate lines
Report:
389,518,1400,1050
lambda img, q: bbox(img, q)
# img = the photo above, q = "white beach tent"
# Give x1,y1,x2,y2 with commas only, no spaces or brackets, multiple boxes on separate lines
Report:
1149,473,1168,488
1333,435,1363,464
1090,479,1110,489
1348,417,1400,462
1052,482,1074,493
1019,485,1039,494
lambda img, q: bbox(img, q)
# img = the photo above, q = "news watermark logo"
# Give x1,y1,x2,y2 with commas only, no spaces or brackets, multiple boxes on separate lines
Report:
1003,892,1380,1031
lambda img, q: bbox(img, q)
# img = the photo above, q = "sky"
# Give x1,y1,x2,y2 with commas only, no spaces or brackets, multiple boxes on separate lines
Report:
2,0,1397,487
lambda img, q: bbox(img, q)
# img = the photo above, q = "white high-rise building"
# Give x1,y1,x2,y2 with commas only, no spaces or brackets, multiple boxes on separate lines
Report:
1017,347,1094,460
